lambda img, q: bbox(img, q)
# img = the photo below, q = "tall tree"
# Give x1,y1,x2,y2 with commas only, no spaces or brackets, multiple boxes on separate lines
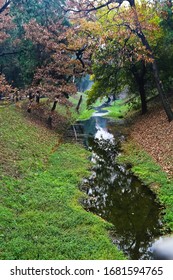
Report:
66,0,173,121
0,1,18,95
0,1,67,89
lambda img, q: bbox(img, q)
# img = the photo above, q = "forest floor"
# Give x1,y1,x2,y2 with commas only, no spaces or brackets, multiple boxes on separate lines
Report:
130,102,173,177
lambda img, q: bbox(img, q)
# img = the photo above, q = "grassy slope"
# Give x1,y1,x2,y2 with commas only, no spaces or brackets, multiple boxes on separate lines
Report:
100,98,173,233
69,93,95,121
118,141,173,233
41,93,96,122
0,106,125,260
103,100,129,119
71,95,129,121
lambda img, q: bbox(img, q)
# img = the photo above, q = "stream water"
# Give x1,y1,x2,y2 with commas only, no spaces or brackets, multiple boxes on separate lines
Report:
72,108,164,259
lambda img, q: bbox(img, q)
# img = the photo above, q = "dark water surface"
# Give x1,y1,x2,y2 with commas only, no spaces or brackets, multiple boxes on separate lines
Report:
74,110,163,259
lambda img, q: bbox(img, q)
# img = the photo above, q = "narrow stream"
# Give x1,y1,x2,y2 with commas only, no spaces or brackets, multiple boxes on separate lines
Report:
73,108,164,259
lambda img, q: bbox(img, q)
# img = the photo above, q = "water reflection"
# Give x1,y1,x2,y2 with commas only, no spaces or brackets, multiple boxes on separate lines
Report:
151,236,173,259
80,115,163,260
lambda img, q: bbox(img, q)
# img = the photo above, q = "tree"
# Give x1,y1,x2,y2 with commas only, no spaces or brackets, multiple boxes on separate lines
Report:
22,16,92,126
0,0,92,127
10,0,66,26
24,19,79,97
66,0,173,121
0,1,67,89
0,1,15,50
0,73,14,99
72,3,159,114
0,1,19,96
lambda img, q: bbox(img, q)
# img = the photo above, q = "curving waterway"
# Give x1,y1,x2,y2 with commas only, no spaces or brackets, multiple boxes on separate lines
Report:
72,107,165,259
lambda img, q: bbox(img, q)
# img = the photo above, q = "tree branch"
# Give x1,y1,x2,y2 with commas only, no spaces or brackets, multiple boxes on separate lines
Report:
65,1,124,14
0,0,11,14
66,44,88,68
0,49,26,57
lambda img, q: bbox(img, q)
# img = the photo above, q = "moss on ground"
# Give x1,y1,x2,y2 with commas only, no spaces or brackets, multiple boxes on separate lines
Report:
0,106,125,260
118,140,173,232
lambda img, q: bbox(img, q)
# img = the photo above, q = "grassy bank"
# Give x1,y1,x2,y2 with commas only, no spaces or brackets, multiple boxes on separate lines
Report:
103,99,129,119
0,106,125,259
99,93,173,232
74,95,129,121
118,140,173,232
70,93,98,121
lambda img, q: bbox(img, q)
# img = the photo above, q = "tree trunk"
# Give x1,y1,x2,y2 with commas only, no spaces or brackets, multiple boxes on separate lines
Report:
151,60,173,121
138,33,173,120
36,95,40,103
36,93,40,104
130,3,173,121
51,100,58,111
139,82,147,114
76,95,83,112
47,115,52,128
131,62,147,114
27,101,32,113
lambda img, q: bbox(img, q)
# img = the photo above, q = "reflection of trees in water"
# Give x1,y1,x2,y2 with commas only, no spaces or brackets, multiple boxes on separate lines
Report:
79,116,108,147
82,136,162,260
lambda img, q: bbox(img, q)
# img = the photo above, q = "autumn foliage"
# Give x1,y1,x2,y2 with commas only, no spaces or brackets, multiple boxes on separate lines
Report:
0,0,173,122
0,74,12,95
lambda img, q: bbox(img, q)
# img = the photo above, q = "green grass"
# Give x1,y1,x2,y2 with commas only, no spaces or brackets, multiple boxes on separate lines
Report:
78,107,95,120
70,93,95,120
70,93,104,121
39,94,96,121
42,92,115,121
0,106,125,260
103,100,129,119
118,140,173,232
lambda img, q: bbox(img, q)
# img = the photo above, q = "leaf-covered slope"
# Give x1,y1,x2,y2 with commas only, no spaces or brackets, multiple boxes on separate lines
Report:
131,105,173,177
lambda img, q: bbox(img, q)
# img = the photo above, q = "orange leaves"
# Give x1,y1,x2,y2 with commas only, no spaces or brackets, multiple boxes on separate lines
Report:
0,7,15,44
23,19,82,101
0,74,14,96
131,104,173,177
132,43,153,63
24,20,53,49
72,18,102,36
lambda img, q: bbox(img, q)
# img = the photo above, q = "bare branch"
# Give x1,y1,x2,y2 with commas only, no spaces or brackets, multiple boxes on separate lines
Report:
65,1,124,14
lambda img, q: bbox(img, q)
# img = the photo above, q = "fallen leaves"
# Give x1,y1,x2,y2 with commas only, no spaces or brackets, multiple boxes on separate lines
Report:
131,104,173,177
